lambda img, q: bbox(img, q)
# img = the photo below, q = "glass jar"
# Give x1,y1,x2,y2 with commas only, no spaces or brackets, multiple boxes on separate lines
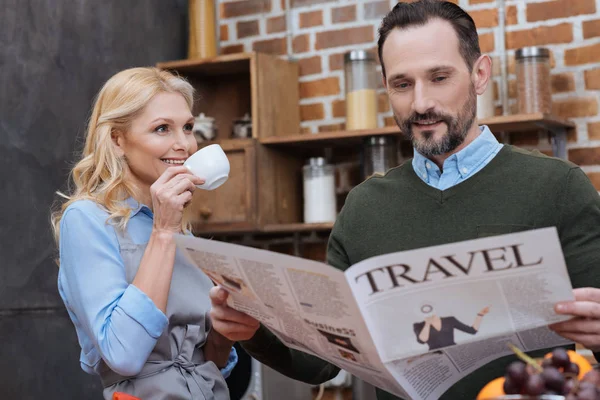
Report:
302,157,337,223
515,47,552,114
344,50,379,130
362,136,399,179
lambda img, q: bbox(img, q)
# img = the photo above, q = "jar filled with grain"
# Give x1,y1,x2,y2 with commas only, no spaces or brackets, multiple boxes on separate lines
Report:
344,50,379,130
515,47,552,114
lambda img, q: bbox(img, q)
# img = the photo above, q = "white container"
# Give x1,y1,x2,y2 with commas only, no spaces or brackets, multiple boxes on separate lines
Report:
302,157,337,223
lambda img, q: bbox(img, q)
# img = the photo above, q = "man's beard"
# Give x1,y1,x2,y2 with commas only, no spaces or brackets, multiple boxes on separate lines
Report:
395,86,477,157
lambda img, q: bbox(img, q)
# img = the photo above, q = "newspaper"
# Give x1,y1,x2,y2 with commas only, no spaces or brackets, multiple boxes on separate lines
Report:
174,227,575,400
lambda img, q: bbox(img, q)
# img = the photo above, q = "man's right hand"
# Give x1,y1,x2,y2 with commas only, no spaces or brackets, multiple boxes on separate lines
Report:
209,286,261,341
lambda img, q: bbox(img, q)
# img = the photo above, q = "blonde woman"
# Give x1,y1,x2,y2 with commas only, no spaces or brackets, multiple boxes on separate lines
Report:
51,67,236,400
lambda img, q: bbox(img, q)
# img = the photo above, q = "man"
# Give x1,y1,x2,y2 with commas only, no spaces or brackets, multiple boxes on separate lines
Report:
209,0,600,398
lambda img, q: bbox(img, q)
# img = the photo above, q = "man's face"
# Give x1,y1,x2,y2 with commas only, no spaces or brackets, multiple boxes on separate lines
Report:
382,19,478,157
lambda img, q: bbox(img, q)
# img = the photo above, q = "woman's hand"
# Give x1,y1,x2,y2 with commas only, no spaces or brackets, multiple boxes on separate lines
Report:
550,287,600,352
151,166,204,234
209,286,260,341
478,306,490,316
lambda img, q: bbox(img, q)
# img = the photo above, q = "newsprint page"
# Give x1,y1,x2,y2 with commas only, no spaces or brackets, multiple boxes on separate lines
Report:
174,227,574,400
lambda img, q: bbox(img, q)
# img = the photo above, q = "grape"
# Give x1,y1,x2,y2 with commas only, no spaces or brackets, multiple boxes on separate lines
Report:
583,369,600,386
502,377,520,395
542,366,565,393
552,347,571,369
542,357,555,369
564,361,580,378
563,378,576,395
525,373,546,395
506,361,528,387
576,387,599,400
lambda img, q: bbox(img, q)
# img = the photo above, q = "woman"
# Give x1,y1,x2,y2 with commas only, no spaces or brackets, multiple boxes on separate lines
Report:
51,67,236,400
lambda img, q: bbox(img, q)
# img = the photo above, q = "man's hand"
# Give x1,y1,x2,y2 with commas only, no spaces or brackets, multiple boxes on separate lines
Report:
209,286,261,341
549,287,600,352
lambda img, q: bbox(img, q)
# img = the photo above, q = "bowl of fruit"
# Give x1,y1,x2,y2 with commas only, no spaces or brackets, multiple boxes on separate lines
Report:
477,346,598,400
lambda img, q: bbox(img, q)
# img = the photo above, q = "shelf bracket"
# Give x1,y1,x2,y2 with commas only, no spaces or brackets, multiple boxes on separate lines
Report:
549,128,568,160
534,122,568,160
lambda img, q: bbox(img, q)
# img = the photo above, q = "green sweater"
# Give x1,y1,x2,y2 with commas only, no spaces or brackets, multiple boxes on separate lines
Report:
241,145,600,399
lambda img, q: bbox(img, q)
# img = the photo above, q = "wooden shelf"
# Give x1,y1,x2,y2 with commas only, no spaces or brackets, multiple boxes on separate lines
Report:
259,113,575,148
192,222,334,236
156,53,253,76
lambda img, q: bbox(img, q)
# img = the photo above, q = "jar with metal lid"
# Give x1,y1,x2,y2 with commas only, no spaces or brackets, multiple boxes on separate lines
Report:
362,135,399,179
302,157,337,223
515,47,552,114
344,50,379,130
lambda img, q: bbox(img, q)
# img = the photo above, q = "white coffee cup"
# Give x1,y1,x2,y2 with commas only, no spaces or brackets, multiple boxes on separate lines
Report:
184,144,230,190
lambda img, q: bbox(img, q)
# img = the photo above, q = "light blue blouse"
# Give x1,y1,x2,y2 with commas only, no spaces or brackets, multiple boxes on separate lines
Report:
57,198,237,378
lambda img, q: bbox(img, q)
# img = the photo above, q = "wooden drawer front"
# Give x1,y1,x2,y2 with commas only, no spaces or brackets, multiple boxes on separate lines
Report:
189,140,256,229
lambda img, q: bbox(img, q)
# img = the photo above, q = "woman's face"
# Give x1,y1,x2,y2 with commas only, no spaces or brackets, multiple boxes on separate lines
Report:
115,92,197,191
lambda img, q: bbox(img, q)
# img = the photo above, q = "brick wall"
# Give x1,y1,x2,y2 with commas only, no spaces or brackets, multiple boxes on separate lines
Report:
219,0,600,188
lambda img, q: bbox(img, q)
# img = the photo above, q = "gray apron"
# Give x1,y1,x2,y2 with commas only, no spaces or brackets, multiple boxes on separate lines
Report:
99,227,230,400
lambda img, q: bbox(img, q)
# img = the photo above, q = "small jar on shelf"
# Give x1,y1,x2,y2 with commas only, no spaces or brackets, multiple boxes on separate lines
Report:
344,50,379,130
515,47,552,115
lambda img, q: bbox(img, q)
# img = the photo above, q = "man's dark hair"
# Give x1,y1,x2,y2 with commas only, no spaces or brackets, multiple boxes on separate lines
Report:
377,0,481,78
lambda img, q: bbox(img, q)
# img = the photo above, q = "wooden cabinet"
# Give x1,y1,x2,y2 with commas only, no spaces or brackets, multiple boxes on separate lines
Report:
186,138,303,234
157,52,304,234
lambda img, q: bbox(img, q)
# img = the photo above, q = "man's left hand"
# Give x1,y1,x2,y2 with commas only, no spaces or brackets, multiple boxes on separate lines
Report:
549,287,600,352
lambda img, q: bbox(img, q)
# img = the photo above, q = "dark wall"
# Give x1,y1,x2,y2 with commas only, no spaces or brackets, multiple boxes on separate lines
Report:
0,0,187,398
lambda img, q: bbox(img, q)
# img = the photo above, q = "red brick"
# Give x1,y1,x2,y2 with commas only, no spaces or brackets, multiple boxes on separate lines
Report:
318,123,346,132
300,103,325,121
300,126,312,134
588,122,600,140
220,25,229,42
551,73,575,93
221,44,244,55
384,116,397,127
553,97,598,119
299,10,322,28
469,6,517,28
364,1,389,20
378,92,390,113
237,20,259,39
220,0,270,18
291,0,335,7
470,0,493,3
568,147,600,166
583,19,600,39
267,16,286,34
298,56,322,76
526,0,595,22
329,53,344,71
506,5,518,25
470,8,498,29
299,77,340,98
586,172,600,191
293,34,310,53
585,69,600,90
252,38,286,55
565,43,600,66
332,99,345,118
332,5,356,24
505,23,573,50
315,26,374,50
479,32,495,53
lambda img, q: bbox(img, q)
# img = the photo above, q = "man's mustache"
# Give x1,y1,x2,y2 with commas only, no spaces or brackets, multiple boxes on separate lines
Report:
404,112,453,125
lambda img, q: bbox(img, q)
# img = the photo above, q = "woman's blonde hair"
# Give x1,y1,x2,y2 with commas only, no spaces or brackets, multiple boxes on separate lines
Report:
50,67,195,244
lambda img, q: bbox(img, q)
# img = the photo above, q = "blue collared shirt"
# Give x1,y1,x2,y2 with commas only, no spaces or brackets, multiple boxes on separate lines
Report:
57,198,237,378
412,125,503,190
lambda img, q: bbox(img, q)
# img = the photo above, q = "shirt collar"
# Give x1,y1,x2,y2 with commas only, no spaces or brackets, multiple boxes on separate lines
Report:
124,197,153,218
412,125,500,180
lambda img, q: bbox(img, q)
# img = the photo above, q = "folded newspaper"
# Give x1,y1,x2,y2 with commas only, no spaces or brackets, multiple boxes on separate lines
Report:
174,227,574,400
